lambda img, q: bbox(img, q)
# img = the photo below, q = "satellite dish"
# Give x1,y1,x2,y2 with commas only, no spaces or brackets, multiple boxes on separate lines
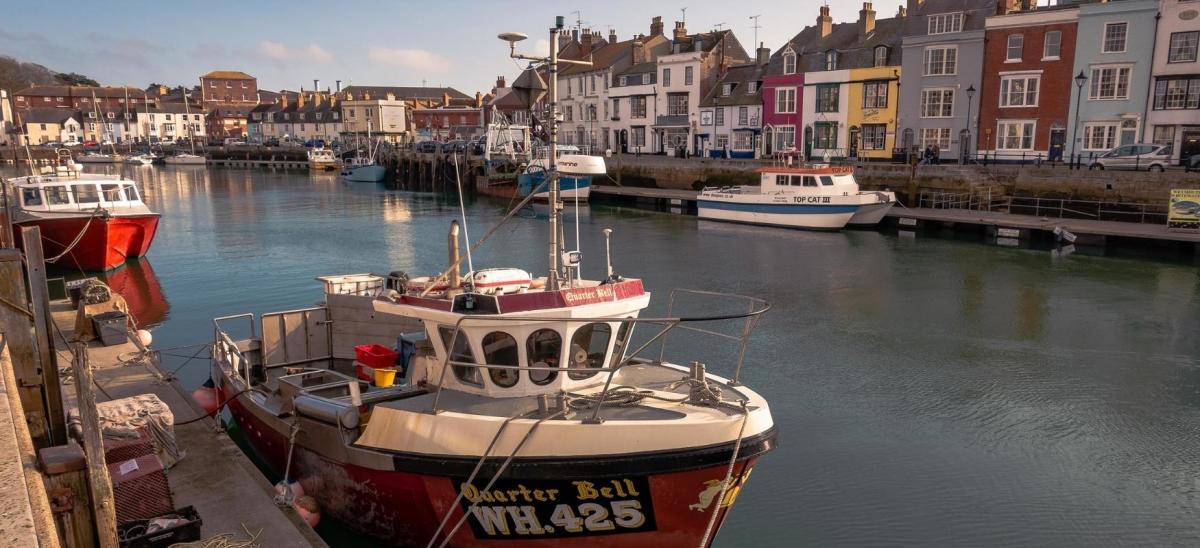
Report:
498,32,529,44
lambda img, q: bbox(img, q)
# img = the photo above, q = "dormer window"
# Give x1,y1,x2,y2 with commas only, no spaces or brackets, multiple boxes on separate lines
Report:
824,50,839,71
783,50,797,75
619,76,628,86
722,83,733,96
873,46,889,67
748,82,759,94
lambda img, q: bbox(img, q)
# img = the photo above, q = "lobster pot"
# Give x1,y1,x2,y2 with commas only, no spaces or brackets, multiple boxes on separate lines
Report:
108,455,173,523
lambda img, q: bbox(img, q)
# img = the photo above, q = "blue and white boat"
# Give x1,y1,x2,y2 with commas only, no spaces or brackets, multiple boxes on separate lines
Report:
698,164,894,230
342,124,387,183
517,145,591,201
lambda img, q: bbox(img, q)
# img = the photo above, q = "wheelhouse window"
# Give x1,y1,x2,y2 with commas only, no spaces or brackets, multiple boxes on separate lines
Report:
438,326,481,386
526,329,562,385
569,323,612,380
45,186,71,205
21,188,42,206
482,332,519,388
101,183,124,202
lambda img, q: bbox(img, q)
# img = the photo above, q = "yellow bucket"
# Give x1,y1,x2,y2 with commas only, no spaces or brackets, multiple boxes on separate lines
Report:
374,368,397,388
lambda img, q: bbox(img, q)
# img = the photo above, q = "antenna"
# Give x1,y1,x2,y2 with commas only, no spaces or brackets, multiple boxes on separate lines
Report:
571,9,583,29
713,22,727,31
681,7,688,24
750,15,762,48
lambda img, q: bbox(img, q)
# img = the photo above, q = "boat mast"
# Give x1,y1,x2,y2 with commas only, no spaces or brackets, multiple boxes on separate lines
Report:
183,89,196,155
547,21,561,290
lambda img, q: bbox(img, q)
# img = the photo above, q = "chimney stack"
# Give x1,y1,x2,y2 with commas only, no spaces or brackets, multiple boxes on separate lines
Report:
908,0,924,16
757,43,770,65
581,28,594,55
336,80,342,92
475,91,483,108
632,39,646,65
650,16,664,37
281,93,289,108
298,87,305,107
673,21,688,42
859,2,876,35
443,92,450,106
496,76,506,89
818,6,833,38
609,28,617,44
572,28,579,42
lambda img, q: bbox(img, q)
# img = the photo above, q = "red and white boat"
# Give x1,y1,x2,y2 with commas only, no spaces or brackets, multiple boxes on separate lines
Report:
5,161,160,270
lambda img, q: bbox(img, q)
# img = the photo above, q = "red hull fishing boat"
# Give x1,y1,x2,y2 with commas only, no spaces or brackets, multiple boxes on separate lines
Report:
5,159,160,271
207,18,776,547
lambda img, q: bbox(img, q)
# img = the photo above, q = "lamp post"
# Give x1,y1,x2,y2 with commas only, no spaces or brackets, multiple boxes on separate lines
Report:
1071,70,1087,169
964,84,975,164
500,18,592,290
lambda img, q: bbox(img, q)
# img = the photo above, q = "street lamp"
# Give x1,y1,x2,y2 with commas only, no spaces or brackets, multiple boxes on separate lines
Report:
1071,70,1087,168
964,84,975,164
499,18,592,290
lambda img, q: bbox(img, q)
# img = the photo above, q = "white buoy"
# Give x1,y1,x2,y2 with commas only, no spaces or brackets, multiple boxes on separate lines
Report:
136,329,153,347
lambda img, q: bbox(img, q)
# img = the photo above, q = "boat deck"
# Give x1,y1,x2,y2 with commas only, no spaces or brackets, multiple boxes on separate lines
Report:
51,301,326,547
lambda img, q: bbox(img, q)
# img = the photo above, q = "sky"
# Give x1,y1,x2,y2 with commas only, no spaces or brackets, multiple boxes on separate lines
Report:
0,0,904,94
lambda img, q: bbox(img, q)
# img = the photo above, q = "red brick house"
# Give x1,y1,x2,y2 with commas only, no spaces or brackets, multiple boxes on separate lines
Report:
199,70,258,106
12,85,151,110
978,3,1079,162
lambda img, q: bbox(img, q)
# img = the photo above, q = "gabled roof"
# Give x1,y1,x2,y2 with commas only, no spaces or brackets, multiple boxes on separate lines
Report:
616,61,657,77
201,70,255,80
15,85,148,98
700,63,768,107
770,13,905,75
901,0,996,37
340,85,470,101
18,108,77,124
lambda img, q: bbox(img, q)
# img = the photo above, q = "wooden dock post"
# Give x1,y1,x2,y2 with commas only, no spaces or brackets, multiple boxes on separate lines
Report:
21,226,68,446
0,247,53,446
70,344,119,548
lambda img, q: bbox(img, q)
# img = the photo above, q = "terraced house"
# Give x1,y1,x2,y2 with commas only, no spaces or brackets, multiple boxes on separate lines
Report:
1146,0,1200,164
898,0,994,163
698,46,770,158
653,22,750,156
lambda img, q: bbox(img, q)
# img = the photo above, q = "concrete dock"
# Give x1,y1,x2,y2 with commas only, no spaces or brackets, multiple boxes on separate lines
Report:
50,301,326,547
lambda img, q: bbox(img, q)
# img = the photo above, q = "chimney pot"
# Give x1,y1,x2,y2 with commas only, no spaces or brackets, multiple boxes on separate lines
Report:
859,2,877,36
650,16,664,37
818,6,833,38
673,21,688,41
496,76,506,89
756,43,770,65
609,28,617,44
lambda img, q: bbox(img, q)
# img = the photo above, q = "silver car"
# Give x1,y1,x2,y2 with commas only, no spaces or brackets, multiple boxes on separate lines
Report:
1089,143,1172,172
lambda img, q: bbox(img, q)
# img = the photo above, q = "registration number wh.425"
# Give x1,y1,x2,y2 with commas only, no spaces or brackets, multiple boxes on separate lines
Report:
456,477,656,539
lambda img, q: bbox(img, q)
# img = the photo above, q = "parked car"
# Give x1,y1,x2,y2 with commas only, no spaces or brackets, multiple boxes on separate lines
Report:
414,141,439,153
441,140,467,154
82,139,99,147
44,140,63,148
1089,144,1172,172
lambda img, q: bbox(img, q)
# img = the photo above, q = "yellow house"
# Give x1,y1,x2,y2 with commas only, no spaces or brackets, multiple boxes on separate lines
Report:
846,66,900,160
19,108,79,144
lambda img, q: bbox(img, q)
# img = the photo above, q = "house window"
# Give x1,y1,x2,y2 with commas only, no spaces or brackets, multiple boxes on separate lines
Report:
1006,34,1024,61
564,106,573,121
641,73,651,85
861,124,887,150
715,134,729,149
775,125,796,150
715,108,725,126
1103,22,1127,53
1043,31,1062,59
920,89,954,118
619,76,628,86
873,46,889,67
862,81,888,108
722,83,732,96
738,106,748,125
631,126,646,147
1083,123,1118,151
816,84,839,113
924,46,957,75
612,98,620,116
733,131,752,150
1152,126,1175,147
1089,66,1132,100
783,51,797,74
685,66,693,86
813,122,837,149
590,74,596,93
920,128,951,150
928,12,963,35
775,88,796,113
1152,77,1200,109
316,113,322,120
748,82,758,93
824,50,838,71
631,96,646,118
999,75,1039,107
667,93,688,116
663,68,671,86
1168,32,1199,63
996,120,1035,150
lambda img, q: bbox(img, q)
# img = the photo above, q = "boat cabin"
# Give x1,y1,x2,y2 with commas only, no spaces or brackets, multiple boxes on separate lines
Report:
11,175,146,213
757,165,858,195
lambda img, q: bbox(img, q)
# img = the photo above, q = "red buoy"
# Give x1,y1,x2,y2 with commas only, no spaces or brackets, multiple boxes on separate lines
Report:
192,386,219,415
294,495,321,528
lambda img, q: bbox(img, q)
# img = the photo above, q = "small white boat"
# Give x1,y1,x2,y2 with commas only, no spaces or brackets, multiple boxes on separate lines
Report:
76,152,123,164
124,153,159,166
308,148,341,171
698,164,888,231
163,153,207,165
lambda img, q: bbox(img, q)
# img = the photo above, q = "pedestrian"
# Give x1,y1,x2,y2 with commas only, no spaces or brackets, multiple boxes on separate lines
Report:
919,145,932,165
932,144,941,165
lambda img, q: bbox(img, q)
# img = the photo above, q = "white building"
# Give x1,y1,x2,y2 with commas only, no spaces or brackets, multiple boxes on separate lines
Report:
800,68,851,159
137,103,207,142
698,48,770,158
652,24,750,156
342,94,405,144
610,62,660,154
1,90,12,145
1145,0,1200,164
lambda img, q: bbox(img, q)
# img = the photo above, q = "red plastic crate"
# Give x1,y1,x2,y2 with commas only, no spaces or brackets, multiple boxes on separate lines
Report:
354,344,398,369
108,455,173,524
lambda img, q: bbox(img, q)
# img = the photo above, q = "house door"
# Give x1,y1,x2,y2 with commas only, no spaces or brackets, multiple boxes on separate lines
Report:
848,126,860,159
959,129,971,163
1049,129,1065,162
763,128,774,156
1180,129,1200,166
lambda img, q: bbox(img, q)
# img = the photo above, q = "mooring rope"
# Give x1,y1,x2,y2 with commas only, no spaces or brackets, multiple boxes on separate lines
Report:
44,205,106,264
698,402,750,548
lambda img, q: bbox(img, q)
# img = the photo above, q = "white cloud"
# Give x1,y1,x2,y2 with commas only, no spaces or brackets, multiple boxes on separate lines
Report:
368,47,449,72
258,40,333,63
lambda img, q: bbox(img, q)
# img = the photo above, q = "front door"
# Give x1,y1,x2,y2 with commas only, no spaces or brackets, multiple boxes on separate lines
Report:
1181,130,1200,166
848,127,860,159
1049,129,1065,162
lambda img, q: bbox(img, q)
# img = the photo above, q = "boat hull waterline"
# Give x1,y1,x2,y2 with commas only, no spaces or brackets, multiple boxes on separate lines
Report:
15,214,160,270
218,381,771,548
343,164,388,183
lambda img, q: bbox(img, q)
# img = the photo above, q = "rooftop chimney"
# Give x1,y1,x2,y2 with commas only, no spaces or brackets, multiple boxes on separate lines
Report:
336,80,342,92
859,2,876,35
650,16,664,37
281,93,289,108
609,28,617,44
818,6,833,38
898,6,907,18
757,42,770,65
908,0,924,16
572,28,579,42
673,21,688,42
298,87,305,107
496,76,507,89
443,92,450,106
475,91,483,108
581,28,594,55
632,39,647,65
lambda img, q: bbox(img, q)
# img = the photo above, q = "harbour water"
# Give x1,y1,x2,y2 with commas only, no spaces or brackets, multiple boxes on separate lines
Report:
10,165,1199,547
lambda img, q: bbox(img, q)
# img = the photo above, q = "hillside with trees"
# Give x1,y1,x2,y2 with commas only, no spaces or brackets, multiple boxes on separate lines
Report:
0,55,98,92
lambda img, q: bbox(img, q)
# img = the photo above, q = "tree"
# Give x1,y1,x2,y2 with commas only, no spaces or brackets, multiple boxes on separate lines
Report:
55,72,99,87
0,55,59,92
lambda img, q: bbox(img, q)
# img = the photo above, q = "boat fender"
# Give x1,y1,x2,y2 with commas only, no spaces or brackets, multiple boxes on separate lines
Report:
191,386,219,415
293,393,360,429
294,495,321,528
136,329,153,347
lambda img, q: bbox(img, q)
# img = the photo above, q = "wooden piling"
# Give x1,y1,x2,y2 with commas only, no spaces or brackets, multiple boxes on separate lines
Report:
21,227,68,446
70,344,118,548
0,248,51,446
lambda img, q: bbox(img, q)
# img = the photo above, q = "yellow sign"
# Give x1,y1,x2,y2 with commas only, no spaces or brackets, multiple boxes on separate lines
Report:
1168,189,1200,230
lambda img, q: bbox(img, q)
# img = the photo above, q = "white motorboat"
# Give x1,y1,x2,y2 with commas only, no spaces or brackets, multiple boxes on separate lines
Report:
308,148,341,171
698,164,892,230
163,153,206,165
124,153,158,166
76,152,123,163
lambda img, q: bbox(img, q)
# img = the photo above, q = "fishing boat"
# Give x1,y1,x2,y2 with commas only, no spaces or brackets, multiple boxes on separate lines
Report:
342,121,388,183
308,148,341,171
698,164,893,230
517,145,591,202
207,21,775,547
478,116,532,199
4,164,160,270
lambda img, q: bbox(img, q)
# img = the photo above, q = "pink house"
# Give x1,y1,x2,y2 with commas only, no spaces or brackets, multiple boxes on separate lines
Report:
761,9,826,156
